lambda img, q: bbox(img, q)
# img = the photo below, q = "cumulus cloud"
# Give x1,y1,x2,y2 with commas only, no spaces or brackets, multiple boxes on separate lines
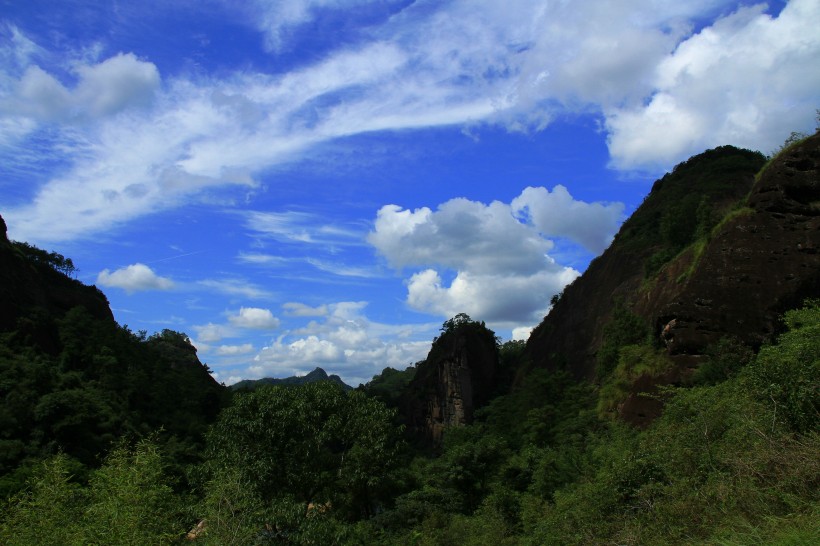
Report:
406,267,578,324
369,186,620,326
192,322,231,343
247,302,435,386
511,185,624,254
368,198,553,275
227,307,281,330
605,0,820,169
96,263,174,294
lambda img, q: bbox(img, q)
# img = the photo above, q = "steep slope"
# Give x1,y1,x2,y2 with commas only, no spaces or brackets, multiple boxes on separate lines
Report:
0,217,113,349
401,316,498,446
525,134,820,425
525,145,767,381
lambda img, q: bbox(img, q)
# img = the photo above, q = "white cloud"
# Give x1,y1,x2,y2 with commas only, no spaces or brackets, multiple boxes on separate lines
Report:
227,307,281,330
96,263,174,294
3,1,817,244
244,210,364,246
369,187,618,327
216,343,255,356
246,302,435,386
405,267,579,325
247,0,391,52
4,52,159,123
198,278,274,299
368,198,554,276
193,322,230,343
605,0,820,169
511,185,624,254
511,325,534,341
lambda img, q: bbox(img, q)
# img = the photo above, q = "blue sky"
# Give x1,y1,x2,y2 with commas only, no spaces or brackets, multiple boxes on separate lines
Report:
1,0,817,386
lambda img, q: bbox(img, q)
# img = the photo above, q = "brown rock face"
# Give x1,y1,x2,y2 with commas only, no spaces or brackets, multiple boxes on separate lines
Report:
524,145,766,382
402,322,498,446
525,134,820,426
641,135,820,351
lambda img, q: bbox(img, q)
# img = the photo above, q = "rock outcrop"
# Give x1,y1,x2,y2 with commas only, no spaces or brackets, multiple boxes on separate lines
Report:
525,134,820,426
402,320,498,446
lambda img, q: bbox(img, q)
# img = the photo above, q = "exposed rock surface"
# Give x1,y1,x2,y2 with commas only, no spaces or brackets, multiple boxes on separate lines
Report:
524,145,766,382
402,321,498,446
525,134,820,426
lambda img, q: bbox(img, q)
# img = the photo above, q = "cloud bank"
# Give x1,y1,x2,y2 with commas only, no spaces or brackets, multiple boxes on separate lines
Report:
240,302,434,386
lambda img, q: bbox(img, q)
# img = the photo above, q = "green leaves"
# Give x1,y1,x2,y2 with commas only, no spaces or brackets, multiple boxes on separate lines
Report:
206,382,403,522
0,440,184,546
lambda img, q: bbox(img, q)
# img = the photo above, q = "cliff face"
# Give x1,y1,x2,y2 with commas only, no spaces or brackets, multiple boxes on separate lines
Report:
525,145,767,382
525,134,820,425
402,321,498,446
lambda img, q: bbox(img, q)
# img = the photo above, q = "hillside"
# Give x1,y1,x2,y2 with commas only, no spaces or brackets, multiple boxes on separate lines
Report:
0,135,817,545
524,134,819,424
231,367,353,391
0,220,229,495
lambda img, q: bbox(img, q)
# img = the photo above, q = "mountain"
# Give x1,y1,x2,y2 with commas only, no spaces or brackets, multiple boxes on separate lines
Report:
0,220,229,494
231,367,353,391
525,133,820,425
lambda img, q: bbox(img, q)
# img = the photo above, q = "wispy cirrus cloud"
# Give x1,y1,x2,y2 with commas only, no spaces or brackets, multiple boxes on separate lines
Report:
197,278,274,299
3,1,817,245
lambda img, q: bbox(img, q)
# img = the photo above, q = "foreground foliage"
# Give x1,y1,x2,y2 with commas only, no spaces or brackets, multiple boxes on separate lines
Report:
1,294,817,544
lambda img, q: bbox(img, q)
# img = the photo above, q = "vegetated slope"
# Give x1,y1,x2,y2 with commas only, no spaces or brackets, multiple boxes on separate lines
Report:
525,134,819,424
231,367,353,391
0,216,229,495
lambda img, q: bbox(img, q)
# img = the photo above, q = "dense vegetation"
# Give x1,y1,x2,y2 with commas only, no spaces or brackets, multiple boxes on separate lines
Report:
1,301,817,544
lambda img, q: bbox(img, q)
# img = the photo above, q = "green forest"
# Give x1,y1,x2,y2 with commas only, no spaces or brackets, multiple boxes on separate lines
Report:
1,303,817,545
1,136,818,545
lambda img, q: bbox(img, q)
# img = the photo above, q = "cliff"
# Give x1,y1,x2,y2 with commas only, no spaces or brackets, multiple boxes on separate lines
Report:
525,133,820,425
401,317,498,446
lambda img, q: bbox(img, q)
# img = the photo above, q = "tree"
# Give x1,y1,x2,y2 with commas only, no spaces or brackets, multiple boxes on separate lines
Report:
440,313,474,334
206,382,403,522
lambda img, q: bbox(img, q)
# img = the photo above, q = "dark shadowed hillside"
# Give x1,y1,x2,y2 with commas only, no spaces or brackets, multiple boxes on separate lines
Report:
0,219,229,494
231,367,353,391
525,134,820,425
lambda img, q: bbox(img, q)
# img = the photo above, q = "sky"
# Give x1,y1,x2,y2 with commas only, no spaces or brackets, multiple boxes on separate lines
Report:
1,0,818,386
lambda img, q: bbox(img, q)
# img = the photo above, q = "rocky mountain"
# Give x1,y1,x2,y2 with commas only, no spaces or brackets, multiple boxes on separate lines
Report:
231,367,353,391
526,133,820,425
401,315,498,446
